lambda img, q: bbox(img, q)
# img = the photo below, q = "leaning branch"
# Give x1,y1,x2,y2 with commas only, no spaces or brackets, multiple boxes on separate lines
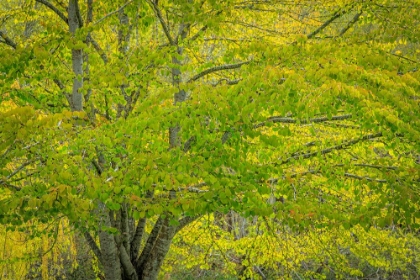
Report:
6,158,39,181
74,0,84,27
35,0,68,24
53,79,72,107
136,215,164,265
0,30,17,49
343,172,387,183
278,132,383,165
130,217,146,262
307,4,353,39
83,231,102,261
175,215,201,234
94,0,133,25
339,11,362,36
353,163,397,170
119,244,138,279
189,25,208,41
255,114,352,128
147,0,175,45
187,61,250,83
211,78,242,87
87,34,108,64
0,181,21,191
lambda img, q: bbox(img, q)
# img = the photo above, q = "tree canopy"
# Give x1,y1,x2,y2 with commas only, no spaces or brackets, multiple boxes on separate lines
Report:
0,0,419,279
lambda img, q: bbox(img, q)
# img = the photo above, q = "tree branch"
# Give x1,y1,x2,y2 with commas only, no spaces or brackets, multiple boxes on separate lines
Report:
136,215,164,265
83,231,102,261
390,52,419,64
211,78,242,86
343,172,387,183
35,0,68,24
147,0,175,45
5,158,38,180
87,34,108,64
189,25,208,41
254,114,353,128
86,0,93,24
307,4,353,39
74,0,84,27
130,217,146,262
278,132,383,165
94,0,133,25
187,61,250,83
353,163,397,170
175,215,201,234
0,30,17,49
0,181,21,191
119,244,138,280
53,78,72,106
339,11,362,36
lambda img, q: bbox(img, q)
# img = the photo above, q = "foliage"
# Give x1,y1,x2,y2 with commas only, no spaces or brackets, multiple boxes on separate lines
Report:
0,0,419,279
166,217,420,279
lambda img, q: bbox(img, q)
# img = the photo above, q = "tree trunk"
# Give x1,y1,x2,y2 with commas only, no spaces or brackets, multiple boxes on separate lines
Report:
68,0,83,111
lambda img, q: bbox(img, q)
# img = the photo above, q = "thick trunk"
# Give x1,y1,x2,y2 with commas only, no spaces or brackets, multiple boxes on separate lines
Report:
99,204,123,280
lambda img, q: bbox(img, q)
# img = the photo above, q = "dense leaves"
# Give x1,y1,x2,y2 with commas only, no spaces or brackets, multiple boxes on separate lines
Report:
1,0,419,279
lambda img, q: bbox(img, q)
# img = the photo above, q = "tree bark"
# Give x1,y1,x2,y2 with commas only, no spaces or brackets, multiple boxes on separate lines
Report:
98,204,123,280
68,0,83,111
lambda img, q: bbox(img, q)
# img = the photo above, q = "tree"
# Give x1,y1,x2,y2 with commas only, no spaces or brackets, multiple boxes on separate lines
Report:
0,0,419,279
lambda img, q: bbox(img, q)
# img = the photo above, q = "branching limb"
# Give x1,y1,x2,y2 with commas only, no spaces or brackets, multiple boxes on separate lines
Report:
307,4,353,39
74,0,84,27
53,79,72,106
120,204,130,256
0,181,21,191
187,61,250,83
119,244,138,280
278,132,383,165
86,0,93,24
175,23,191,44
189,25,208,41
175,215,201,234
390,52,419,64
7,159,38,179
147,0,175,45
343,172,387,183
87,34,108,64
339,11,363,36
0,30,17,49
83,231,102,261
91,159,103,175
136,215,165,265
353,163,397,170
130,217,146,262
255,114,352,128
130,190,152,261
35,0,68,24
1,158,39,190
94,0,133,25
211,78,242,86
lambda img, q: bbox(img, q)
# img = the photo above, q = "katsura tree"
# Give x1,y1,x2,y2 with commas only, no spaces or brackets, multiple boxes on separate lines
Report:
0,0,419,279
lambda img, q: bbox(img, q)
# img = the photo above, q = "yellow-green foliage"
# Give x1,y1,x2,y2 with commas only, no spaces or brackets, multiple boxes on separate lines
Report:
165,216,420,279
0,220,89,280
